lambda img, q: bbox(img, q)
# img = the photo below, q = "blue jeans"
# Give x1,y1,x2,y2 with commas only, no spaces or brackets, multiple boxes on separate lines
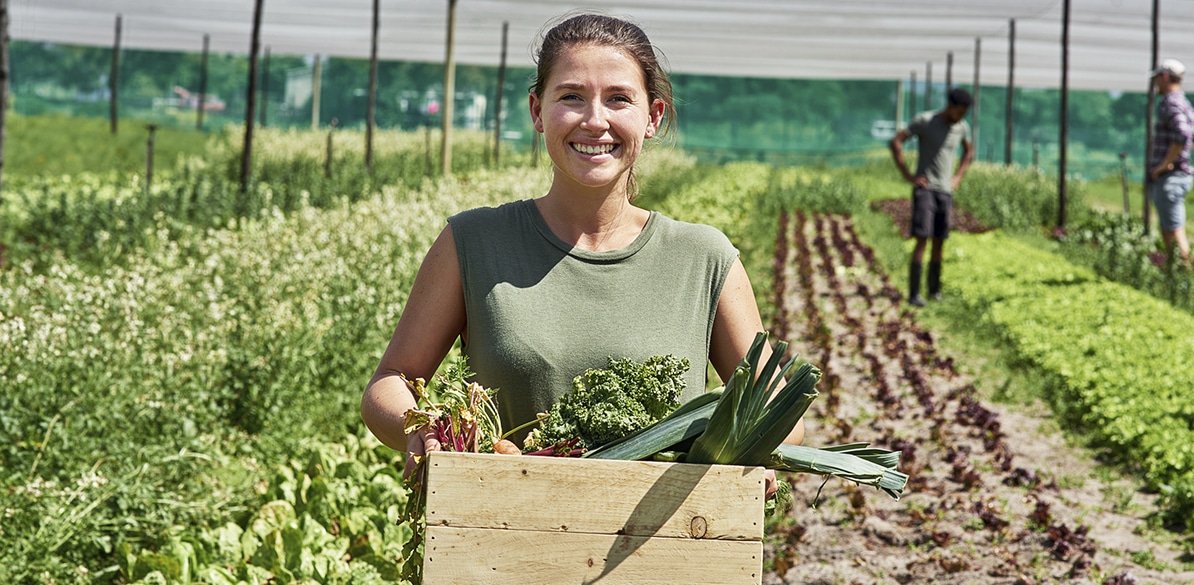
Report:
1149,172,1192,231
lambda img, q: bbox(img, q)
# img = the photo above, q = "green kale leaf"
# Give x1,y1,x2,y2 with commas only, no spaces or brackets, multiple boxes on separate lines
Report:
527,354,690,450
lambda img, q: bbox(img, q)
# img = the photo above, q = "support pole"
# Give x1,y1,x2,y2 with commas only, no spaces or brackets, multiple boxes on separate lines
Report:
260,46,270,128
0,0,9,198
1144,0,1159,234
895,79,904,129
910,70,917,117
325,118,337,177
924,61,932,109
945,51,953,91
1121,152,1131,217
198,34,209,131
1005,18,1016,166
441,0,458,176
972,38,981,148
240,0,264,192
1058,0,1071,229
367,0,379,170
146,124,158,193
493,21,508,167
312,54,321,129
110,14,121,135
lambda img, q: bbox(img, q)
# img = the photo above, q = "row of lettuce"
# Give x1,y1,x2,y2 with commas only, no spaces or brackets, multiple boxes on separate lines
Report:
947,232,1194,529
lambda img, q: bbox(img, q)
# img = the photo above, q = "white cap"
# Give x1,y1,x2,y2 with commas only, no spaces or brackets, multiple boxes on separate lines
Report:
1152,58,1186,78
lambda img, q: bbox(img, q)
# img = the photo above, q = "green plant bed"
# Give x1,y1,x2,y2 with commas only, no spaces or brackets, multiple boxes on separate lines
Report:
945,230,1194,530
3,113,211,178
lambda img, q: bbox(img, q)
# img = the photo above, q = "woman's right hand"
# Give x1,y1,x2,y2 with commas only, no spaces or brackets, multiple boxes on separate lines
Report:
404,427,442,481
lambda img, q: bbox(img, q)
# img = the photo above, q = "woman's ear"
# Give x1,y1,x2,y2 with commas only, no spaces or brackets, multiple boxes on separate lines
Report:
644,98,666,139
529,92,544,134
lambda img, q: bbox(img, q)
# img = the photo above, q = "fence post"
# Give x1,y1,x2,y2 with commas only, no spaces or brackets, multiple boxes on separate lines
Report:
146,124,158,193
1119,152,1130,217
325,118,337,178
110,14,121,135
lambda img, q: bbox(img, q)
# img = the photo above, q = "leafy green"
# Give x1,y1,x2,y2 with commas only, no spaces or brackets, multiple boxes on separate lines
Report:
526,355,690,450
687,332,820,467
586,333,908,504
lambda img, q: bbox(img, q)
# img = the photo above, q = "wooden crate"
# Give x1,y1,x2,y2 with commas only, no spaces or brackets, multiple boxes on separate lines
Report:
422,451,766,584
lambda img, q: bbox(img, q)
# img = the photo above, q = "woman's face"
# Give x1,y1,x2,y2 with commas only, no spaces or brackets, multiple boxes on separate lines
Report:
530,43,665,194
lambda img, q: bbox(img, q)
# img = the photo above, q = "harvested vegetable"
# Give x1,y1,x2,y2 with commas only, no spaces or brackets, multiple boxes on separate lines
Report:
493,438,522,455
398,358,502,584
401,361,503,455
586,332,909,501
523,354,689,451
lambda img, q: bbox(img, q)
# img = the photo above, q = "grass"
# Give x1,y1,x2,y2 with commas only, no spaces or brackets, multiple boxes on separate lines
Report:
4,113,213,179
1083,172,1194,233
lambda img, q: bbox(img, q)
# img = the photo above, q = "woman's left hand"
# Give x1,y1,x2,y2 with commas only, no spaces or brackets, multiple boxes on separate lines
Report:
764,468,778,498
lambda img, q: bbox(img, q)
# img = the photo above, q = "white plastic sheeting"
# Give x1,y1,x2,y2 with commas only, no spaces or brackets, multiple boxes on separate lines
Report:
11,0,1194,92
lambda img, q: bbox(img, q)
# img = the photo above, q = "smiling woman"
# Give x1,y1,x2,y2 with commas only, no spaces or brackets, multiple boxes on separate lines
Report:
361,13,803,495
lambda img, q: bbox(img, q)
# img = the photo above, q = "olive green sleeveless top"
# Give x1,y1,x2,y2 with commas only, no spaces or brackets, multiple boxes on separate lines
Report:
448,199,738,440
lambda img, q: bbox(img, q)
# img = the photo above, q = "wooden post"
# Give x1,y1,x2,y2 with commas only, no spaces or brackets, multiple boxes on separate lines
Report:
493,21,509,167
240,0,264,192
441,0,458,176
0,0,8,198
312,54,322,129
367,0,379,170
260,46,270,128
110,14,122,135
910,70,917,117
1120,152,1130,217
425,124,433,176
945,51,953,91
325,118,337,177
1144,0,1159,234
973,37,981,148
924,61,932,109
1005,19,1015,166
1058,0,1071,229
198,34,209,131
146,124,158,193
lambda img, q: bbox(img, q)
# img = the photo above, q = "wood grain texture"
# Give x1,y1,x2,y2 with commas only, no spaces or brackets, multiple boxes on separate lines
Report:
423,525,763,585
424,452,766,540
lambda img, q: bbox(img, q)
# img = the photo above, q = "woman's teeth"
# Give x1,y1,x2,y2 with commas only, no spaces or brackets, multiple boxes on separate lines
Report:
573,143,615,155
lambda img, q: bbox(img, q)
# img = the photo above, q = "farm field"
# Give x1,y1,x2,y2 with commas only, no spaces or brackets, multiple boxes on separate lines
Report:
2,118,1193,583
764,209,1194,584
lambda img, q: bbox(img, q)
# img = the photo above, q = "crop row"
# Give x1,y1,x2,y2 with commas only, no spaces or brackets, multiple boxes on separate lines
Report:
946,231,1194,528
0,167,544,582
769,210,1129,582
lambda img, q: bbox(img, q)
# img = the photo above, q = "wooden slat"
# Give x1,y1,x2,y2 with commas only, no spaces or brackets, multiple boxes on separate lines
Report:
424,452,765,540
423,525,763,585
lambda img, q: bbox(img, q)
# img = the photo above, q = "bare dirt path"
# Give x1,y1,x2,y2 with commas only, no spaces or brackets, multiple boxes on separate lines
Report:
761,209,1194,585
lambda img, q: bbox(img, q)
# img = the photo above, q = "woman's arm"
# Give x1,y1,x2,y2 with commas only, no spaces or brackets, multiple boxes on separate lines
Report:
361,225,467,475
710,258,806,446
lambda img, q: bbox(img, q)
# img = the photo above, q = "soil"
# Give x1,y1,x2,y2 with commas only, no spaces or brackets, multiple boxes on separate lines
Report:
760,207,1194,585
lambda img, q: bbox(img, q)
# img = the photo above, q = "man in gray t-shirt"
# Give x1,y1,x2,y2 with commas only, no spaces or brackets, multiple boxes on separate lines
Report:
888,88,975,307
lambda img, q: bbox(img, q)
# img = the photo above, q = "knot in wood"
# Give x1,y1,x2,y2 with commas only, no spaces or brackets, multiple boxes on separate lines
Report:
689,515,708,538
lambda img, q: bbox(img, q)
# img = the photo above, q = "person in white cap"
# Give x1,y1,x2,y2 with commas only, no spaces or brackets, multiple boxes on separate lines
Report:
1148,58,1194,265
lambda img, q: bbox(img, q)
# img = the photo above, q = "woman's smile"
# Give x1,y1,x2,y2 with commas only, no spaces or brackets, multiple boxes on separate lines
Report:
530,43,664,194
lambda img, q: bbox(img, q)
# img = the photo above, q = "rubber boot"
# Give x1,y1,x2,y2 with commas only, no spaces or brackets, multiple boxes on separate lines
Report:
927,262,942,301
908,261,926,306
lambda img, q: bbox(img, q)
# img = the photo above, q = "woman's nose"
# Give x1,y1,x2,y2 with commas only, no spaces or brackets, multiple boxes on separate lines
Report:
579,102,609,131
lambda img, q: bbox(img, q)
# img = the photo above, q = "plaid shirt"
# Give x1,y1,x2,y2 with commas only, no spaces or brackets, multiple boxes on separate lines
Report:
1151,91,1194,174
